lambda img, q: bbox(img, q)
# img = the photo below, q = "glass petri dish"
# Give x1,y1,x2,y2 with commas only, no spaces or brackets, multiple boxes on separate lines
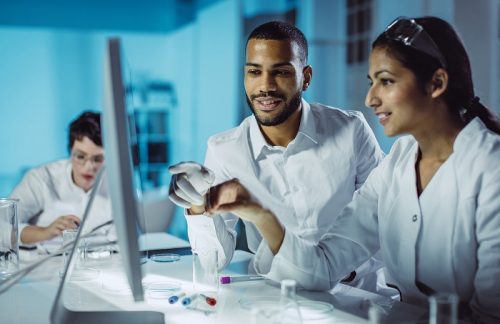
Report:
239,296,280,310
239,297,334,320
85,248,112,260
143,281,181,299
240,297,281,321
297,300,334,320
150,253,180,263
102,278,132,295
68,268,100,282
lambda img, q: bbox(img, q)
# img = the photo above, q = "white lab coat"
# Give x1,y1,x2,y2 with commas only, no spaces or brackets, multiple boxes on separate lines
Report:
9,160,112,247
186,100,394,295
268,118,500,322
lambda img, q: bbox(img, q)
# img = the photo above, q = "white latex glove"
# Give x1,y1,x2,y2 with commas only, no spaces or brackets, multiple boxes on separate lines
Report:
168,161,215,208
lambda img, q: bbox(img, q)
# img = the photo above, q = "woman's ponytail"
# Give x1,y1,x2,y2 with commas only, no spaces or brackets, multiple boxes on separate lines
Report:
462,96,500,135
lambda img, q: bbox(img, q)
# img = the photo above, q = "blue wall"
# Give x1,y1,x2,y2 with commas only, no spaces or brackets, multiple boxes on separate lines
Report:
0,0,241,239
0,0,497,238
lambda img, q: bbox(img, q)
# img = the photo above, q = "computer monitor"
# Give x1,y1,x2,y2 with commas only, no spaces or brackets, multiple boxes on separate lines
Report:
50,38,164,324
101,37,143,302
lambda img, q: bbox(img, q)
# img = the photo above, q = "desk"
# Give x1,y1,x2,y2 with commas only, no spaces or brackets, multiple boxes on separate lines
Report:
1,233,427,323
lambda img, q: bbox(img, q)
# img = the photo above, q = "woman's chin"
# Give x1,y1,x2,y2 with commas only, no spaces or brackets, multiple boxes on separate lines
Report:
76,179,94,192
383,125,398,137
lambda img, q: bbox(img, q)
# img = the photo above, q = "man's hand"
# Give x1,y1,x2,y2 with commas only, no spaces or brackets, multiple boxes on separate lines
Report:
205,179,284,254
168,162,215,210
205,179,266,224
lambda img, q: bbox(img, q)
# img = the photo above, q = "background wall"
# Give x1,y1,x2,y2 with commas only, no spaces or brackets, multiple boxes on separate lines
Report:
1,0,498,239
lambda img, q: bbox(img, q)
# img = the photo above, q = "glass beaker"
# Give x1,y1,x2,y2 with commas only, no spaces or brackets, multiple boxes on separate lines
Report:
277,279,302,324
59,229,92,279
429,293,458,324
192,248,219,298
0,198,19,280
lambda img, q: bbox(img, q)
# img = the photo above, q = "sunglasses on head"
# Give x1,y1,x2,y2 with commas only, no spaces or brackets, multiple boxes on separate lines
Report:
384,17,447,68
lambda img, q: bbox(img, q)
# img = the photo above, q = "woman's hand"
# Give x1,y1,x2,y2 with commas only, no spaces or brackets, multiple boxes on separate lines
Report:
44,215,81,239
205,179,285,254
20,215,81,244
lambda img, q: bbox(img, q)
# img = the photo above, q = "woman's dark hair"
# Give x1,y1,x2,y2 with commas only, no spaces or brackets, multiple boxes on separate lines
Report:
68,111,102,152
372,16,500,134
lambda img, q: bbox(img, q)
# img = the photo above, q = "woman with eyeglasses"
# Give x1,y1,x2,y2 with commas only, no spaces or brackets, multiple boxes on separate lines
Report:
10,111,112,246
203,16,500,321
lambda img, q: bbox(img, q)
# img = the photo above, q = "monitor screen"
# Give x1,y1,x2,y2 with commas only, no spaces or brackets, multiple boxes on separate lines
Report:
50,38,164,324
101,38,144,302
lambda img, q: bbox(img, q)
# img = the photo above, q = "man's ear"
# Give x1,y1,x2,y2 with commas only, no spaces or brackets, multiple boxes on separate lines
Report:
429,68,448,98
302,65,313,91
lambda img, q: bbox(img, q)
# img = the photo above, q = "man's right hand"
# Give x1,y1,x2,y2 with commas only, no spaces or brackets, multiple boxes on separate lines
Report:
168,162,215,210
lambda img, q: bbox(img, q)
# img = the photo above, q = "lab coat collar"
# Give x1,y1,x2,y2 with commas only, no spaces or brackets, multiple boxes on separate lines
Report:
453,117,487,153
249,99,318,160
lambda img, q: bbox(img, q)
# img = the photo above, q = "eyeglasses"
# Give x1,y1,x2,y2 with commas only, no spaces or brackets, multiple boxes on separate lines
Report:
384,17,446,68
71,152,104,166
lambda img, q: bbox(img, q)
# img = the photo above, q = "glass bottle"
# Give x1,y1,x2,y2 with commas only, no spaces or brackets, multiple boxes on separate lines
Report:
429,293,458,324
277,279,302,324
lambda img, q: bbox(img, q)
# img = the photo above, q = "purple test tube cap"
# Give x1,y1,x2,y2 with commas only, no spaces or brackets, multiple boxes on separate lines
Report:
220,276,231,284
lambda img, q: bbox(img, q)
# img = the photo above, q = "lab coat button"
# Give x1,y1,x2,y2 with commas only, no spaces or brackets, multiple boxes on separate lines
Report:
412,214,418,222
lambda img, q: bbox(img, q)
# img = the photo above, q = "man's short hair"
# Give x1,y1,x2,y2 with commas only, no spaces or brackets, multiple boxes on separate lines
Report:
247,21,308,65
68,111,102,151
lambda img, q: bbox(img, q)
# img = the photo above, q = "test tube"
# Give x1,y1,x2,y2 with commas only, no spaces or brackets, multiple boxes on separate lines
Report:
182,293,198,306
168,292,186,304
199,293,217,306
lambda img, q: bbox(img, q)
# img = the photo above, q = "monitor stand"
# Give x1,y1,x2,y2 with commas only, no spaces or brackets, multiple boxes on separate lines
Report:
49,169,164,324
50,305,165,324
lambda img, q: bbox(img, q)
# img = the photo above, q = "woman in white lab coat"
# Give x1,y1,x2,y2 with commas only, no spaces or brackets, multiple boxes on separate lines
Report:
205,16,500,322
10,111,111,246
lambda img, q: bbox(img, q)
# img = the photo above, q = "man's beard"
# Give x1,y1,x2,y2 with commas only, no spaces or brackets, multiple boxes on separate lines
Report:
246,91,302,127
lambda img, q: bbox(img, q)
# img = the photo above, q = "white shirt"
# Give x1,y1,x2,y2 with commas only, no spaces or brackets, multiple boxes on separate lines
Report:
269,118,500,322
9,160,112,247
186,100,389,292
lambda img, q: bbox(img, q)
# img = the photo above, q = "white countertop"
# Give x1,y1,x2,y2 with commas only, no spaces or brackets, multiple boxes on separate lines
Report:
1,233,427,323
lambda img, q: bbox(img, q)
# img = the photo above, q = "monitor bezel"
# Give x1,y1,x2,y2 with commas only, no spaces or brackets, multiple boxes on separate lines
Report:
101,37,144,302
49,37,163,324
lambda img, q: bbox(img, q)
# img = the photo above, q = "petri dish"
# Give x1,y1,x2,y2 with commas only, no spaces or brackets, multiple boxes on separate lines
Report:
240,297,281,321
150,253,180,263
85,248,112,260
144,281,181,299
68,268,100,282
239,296,279,310
102,278,132,295
239,297,334,321
297,300,334,320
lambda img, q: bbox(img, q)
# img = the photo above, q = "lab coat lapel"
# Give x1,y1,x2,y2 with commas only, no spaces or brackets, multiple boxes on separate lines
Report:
387,145,426,300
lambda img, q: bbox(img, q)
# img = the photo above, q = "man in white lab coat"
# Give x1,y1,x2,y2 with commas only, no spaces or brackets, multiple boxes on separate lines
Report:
202,17,500,323
169,21,394,295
